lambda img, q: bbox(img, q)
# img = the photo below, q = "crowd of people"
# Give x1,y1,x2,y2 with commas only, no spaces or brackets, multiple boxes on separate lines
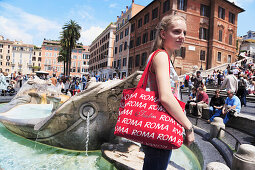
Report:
0,69,128,97
184,59,255,124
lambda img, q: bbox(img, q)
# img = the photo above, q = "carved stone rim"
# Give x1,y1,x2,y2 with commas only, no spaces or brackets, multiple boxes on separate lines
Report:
79,102,98,120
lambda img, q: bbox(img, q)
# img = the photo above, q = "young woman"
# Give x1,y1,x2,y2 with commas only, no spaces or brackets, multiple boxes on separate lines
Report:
142,14,195,170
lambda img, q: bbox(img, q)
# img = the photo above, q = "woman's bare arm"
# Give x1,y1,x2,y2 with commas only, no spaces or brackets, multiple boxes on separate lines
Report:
152,52,192,130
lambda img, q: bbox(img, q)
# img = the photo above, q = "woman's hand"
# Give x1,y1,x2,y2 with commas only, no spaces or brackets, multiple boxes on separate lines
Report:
184,130,195,146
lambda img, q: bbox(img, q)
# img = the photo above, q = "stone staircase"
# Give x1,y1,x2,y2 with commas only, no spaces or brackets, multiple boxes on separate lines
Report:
179,57,254,79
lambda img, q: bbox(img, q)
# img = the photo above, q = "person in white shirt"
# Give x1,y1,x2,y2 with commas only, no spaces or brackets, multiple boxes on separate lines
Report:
221,70,238,93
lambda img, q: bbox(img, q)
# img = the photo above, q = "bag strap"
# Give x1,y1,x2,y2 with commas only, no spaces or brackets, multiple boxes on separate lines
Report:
137,49,171,89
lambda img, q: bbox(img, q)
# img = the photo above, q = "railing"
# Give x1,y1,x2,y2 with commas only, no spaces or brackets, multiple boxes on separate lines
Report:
217,128,242,151
191,116,242,152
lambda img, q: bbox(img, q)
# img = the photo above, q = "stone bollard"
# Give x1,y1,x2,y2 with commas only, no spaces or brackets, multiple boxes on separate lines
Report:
210,117,225,139
232,144,255,170
206,162,230,170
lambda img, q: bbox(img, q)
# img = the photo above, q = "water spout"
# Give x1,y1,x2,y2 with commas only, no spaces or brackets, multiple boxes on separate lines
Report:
85,112,90,156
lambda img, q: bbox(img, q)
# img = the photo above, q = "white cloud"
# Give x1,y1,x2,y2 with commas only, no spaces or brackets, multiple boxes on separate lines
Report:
0,2,61,46
80,26,104,46
228,0,255,6
109,3,118,8
69,5,94,20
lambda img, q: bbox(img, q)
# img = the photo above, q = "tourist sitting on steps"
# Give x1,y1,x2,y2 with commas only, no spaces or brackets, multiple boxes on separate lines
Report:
189,87,209,118
185,87,197,112
208,89,241,124
207,89,225,123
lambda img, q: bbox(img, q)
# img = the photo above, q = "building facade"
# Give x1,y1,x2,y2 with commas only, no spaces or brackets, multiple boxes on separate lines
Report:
242,30,255,40
240,39,255,59
113,1,144,79
0,35,13,74
32,47,42,73
89,23,116,80
0,35,35,75
129,0,244,75
41,40,90,77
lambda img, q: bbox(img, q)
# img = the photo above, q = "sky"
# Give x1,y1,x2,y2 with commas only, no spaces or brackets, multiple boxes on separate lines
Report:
0,0,254,47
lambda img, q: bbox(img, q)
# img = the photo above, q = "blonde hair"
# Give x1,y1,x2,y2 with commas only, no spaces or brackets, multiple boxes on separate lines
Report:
151,14,186,52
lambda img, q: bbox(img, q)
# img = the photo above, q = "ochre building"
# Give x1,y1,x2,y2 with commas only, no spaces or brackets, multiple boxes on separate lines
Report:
129,0,244,75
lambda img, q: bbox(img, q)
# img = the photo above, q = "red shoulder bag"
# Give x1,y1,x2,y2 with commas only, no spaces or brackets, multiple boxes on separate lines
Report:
114,49,185,150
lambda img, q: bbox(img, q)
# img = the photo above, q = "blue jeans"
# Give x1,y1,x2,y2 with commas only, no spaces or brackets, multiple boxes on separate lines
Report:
209,106,236,124
142,145,172,170
209,107,222,122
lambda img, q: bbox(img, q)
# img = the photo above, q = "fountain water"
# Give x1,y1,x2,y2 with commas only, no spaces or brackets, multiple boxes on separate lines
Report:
85,112,90,156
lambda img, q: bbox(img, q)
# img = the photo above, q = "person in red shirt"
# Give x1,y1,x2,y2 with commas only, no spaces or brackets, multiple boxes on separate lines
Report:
189,87,209,118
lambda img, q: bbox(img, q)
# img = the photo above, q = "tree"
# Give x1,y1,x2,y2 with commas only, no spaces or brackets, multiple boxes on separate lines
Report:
58,48,68,76
60,20,81,76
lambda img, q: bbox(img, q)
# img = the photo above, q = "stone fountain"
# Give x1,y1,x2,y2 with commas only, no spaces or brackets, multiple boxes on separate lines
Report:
0,71,143,151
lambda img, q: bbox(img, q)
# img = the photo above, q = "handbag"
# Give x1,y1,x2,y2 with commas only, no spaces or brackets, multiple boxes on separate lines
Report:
114,49,186,150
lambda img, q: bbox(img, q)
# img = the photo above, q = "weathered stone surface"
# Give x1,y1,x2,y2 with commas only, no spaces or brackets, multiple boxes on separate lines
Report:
101,142,186,170
210,117,225,139
232,144,255,170
206,162,230,170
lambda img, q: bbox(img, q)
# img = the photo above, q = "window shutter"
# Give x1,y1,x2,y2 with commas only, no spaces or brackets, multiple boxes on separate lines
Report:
199,27,202,39
184,0,187,11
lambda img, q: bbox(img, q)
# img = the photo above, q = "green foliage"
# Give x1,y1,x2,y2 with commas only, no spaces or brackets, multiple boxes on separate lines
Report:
59,20,82,76
32,66,41,70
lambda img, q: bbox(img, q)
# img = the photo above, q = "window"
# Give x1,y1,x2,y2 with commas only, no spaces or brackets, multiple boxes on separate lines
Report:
138,19,142,28
129,40,134,49
120,32,124,39
163,0,170,13
229,12,235,24
152,7,158,20
129,56,133,69
200,50,206,61
199,27,208,40
227,55,231,63
175,47,186,58
131,23,135,32
136,36,141,46
218,6,225,20
177,0,187,11
119,44,123,53
143,32,148,44
150,29,156,41
115,47,118,54
141,52,147,66
117,59,121,69
200,4,209,17
229,34,233,45
0,44,3,48
124,41,128,50
135,54,140,67
116,34,119,42
144,13,149,25
219,30,223,42
217,52,221,62
123,58,127,66
125,27,129,36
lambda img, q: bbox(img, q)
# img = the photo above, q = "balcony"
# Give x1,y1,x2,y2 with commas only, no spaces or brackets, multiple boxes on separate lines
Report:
11,63,15,66
27,63,32,67
18,63,22,66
